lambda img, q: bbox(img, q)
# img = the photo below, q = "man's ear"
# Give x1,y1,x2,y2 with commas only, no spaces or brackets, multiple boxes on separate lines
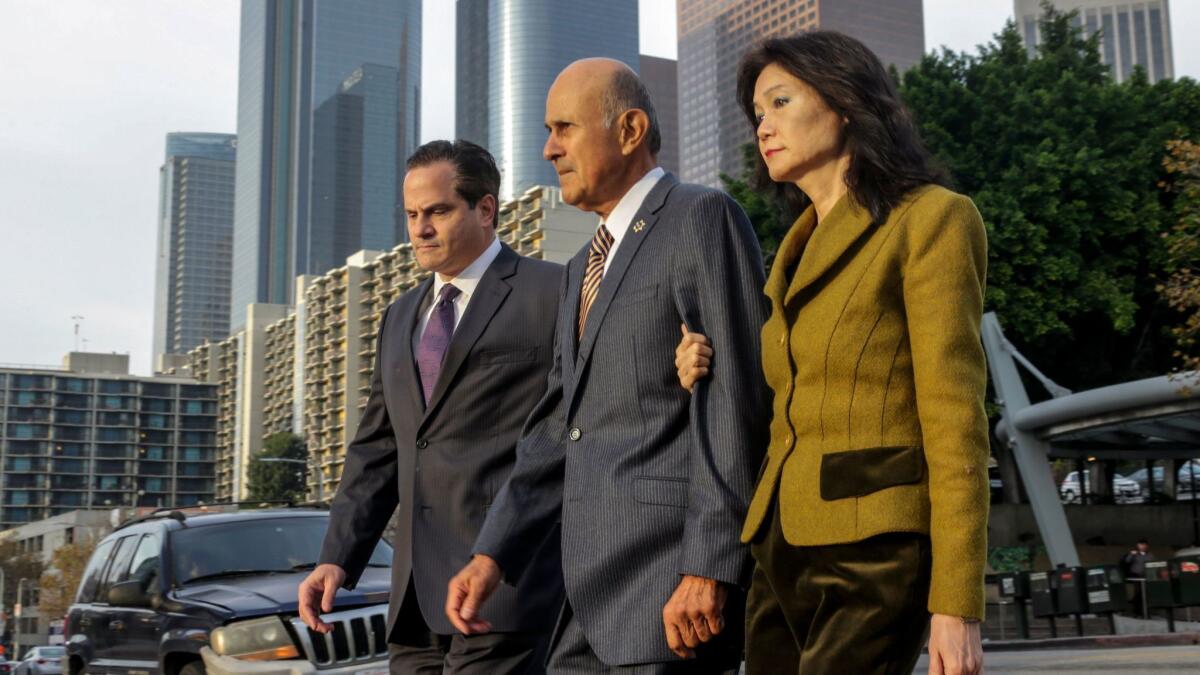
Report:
478,193,498,228
618,109,650,157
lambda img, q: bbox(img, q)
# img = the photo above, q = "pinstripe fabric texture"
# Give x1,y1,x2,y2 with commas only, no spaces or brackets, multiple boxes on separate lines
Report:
320,244,566,638
578,224,614,338
474,174,771,667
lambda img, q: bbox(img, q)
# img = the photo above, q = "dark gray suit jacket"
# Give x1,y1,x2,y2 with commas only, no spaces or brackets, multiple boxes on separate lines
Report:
319,243,565,637
474,174,770,666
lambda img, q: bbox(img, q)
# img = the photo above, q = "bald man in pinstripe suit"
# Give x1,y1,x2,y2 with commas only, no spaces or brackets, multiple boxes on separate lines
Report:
446,59,769,674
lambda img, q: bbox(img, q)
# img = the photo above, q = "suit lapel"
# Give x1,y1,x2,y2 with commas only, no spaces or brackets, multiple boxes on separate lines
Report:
560,249,588,405
419,244,518,427
783,193,875,305
574,174,679,373
395,276,432,418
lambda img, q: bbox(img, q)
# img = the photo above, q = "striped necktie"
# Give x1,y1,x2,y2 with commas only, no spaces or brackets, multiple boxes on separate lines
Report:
578,223,615,340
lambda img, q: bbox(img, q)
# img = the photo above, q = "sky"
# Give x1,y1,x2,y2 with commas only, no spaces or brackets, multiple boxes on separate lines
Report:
0,0,1197,376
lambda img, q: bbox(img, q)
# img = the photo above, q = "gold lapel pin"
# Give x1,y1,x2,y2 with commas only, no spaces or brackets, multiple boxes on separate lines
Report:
633,219,646,233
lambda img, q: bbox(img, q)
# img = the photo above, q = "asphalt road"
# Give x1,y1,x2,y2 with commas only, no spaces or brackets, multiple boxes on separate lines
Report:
913,645,1200,673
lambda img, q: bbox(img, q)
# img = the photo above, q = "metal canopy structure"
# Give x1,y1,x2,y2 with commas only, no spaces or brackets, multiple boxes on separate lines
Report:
983,313,1200,567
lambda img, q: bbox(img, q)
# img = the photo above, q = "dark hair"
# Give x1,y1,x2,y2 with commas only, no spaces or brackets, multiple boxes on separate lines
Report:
737,32,947,224
406,139,501,227
600,68,662,156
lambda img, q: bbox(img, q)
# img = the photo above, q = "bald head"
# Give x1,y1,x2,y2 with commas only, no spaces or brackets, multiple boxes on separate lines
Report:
542,59,662,217
551,59,662,156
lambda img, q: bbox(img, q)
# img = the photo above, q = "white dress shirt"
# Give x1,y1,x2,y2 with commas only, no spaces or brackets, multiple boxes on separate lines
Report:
413,235,503,350
598,166,665,274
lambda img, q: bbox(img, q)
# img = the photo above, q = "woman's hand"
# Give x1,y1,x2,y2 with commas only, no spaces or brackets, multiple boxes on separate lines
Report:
675,324,713,393
927,614,982,675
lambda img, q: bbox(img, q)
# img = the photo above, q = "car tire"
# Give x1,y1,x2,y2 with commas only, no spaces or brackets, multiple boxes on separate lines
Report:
1061,489,1076,504
179,660,205,675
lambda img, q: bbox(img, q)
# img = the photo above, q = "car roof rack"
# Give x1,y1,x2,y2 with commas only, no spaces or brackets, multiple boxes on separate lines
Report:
113,500,330,530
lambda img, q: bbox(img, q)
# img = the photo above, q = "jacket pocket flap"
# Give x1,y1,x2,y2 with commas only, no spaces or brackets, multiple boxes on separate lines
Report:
478,347,539,365
634,476,688,508
820,445,925,501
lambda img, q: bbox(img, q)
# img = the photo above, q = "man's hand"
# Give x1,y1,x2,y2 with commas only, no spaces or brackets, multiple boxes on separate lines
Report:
662,575,727,659
675,324,713,393
927,613,983,675
298,564,347,634
445,554,501,635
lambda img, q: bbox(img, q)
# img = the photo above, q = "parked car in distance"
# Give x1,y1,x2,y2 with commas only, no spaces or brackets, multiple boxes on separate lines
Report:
65,507,393,675
1122,460,1200,502
0,656,14,674
1060,470,1142,504
13,646,64,675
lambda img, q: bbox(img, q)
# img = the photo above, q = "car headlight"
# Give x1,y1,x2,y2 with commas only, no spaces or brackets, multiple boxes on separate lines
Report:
210,616,300,661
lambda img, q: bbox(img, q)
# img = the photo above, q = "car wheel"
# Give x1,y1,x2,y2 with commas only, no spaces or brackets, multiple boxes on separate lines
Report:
1061,489,1076,503
179,660,205,675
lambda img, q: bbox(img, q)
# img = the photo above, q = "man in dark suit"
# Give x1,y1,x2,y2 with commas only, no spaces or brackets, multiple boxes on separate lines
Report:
298,140,565,674
446,59,770,673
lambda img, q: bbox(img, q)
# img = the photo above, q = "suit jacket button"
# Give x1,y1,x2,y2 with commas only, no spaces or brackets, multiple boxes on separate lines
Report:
416,439,429,449
569,428,582,442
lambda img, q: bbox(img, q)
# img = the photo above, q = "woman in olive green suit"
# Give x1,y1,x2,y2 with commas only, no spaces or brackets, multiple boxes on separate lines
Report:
676,33,988,674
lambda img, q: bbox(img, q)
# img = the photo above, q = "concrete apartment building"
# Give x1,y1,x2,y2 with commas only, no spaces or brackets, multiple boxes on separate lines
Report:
0,353,218,530
177,185,595,501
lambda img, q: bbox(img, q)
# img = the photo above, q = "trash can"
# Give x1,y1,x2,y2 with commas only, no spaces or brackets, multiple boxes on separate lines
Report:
1053,567,1088,615
1144,560,1178,609
1029,571,1058,618
1173,555,1200,606
1084,565,1128,614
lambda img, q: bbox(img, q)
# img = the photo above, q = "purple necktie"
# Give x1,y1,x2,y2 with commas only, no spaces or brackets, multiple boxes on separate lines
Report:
416,284,461,404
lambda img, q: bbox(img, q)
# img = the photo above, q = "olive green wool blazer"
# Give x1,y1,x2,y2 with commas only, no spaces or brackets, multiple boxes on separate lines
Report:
741,184,990,620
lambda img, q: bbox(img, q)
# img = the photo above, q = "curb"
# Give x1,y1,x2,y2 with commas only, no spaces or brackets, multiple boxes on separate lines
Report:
981,631,1200,652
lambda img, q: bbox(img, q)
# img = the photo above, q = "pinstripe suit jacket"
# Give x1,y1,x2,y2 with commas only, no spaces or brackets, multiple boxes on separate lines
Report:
319,243,565,637
474,174,770,666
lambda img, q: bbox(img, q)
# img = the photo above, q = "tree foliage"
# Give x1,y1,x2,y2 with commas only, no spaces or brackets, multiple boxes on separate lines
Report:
36,541,95,622
1159,139,1200,376
721,144,789,270
246,432,308,503
898,6,1200,388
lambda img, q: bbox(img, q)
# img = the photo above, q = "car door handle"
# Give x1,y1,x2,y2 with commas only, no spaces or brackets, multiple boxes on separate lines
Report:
108,620,125,631
79,617,92,627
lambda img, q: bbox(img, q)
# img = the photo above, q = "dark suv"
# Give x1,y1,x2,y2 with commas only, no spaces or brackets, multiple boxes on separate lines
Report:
65,508,392,675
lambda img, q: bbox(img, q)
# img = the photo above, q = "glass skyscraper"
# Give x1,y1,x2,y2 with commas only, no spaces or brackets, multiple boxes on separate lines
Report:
231,0,422,329
1015,0,1174,83
455,0,640,201
677,0,925,188
152,132,237,370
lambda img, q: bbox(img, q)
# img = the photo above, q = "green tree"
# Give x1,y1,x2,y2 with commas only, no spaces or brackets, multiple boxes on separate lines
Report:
898,5,1200,388
721,144,789,270
246,432,308,503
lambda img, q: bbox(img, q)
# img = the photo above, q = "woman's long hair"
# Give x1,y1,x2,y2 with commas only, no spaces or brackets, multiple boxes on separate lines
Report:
737,32,947,224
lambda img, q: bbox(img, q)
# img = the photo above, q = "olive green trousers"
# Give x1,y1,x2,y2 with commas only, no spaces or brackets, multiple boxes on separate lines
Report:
744,499,932,674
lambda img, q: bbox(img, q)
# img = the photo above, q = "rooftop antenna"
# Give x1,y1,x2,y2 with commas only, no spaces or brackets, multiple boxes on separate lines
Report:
71,315,85,351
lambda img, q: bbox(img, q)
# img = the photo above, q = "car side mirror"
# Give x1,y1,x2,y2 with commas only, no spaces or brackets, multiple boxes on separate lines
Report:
108,579,153,608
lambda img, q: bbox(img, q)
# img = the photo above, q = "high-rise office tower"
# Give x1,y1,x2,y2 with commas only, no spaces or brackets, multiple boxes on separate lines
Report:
152,133,236,372
454,0,640,201
640,55,681,175
231,0,422,329
1015,0,1173,83
677,0,925,188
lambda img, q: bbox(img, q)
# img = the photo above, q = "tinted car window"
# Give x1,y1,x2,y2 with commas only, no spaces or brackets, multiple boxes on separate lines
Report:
170,517,390,584
125,533,160,587
97,535,138,601
76,538,116,602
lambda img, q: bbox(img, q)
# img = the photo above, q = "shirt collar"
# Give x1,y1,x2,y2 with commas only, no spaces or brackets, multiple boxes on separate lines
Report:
600,166,665,245
433,235,502,302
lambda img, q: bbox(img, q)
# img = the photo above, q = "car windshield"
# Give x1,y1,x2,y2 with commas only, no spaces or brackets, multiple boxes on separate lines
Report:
170,516,390,585
38,648,63,657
